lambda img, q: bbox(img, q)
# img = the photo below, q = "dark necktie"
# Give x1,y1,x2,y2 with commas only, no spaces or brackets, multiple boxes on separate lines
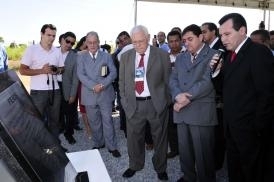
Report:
230,51,236,62
135,53,145,94
92,54,96,62
191,53,197,63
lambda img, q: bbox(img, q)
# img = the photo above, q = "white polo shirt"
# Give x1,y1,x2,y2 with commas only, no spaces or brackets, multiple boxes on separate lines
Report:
21,44,63,90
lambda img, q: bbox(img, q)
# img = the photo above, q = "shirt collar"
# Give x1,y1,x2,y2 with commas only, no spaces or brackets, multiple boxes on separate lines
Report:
234,36,248,54
209,37,219,48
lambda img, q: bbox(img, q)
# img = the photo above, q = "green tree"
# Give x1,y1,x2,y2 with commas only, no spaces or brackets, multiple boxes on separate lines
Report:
0,36,4,43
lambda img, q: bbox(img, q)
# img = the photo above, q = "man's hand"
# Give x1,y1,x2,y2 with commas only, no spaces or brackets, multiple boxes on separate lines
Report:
176,92,192,104
93,84,104,93
41,63,52,74
174,92,191,112
68,96,75,104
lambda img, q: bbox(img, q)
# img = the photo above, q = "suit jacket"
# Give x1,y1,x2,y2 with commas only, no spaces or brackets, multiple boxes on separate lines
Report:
214,38,274,134
62,50,79,101
212,38,224,50
77,50,117,106
119,46,171,119
169,44,218,126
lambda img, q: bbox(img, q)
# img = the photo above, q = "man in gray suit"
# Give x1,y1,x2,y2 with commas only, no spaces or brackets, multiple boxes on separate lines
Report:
169,24,217,182
77,31,121,158
58,32,79,144
119,25,171,180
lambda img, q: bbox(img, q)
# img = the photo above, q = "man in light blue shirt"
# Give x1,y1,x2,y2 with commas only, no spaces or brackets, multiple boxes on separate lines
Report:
0,44,8,72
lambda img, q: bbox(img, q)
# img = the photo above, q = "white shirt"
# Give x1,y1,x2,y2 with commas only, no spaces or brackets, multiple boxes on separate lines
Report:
57,48,68,82
117,44,134,61
135,46,151,97
209,37,219,48
21,44,63,90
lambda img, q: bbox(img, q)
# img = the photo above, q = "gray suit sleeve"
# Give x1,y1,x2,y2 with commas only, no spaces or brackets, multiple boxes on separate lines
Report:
69,53,79,97
100,54,117,88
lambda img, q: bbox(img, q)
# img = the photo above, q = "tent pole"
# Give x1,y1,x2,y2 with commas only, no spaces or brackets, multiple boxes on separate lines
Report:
134,0,138,26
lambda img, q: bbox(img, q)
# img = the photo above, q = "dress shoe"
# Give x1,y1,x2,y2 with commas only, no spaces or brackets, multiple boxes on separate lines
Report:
167,151,178,158
122,168,136,178
92,144,105,150
73,125,82,131
65,135,76,144
177,176,186,182
157,171,168,181
108,149,121,158
145,144,154,150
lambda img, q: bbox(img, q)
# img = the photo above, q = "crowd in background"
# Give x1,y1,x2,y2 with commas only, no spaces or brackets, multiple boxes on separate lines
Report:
0,12,271,182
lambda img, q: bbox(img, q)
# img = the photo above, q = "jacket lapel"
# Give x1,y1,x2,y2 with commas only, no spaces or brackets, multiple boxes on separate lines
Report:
146,46,155,74
224,38,251,80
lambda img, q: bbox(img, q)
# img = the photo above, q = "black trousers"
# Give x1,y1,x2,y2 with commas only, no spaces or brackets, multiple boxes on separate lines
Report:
58,81,78,136
214,107,226,170
167,105,178,153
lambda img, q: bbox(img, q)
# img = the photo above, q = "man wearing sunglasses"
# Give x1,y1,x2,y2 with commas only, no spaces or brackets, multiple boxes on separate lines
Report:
57,32,79,145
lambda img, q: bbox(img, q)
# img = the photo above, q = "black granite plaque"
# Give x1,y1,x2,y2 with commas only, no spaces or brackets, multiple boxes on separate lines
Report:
0,70,70,182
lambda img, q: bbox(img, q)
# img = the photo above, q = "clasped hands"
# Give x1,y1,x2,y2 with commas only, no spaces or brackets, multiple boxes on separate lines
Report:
92,84,104,93
174,92,192,112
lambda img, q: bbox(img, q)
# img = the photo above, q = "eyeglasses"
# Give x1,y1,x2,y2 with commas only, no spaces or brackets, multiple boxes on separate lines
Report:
65,39,75,46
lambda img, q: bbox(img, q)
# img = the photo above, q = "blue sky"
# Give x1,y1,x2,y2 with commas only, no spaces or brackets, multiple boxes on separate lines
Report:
1,0,273,45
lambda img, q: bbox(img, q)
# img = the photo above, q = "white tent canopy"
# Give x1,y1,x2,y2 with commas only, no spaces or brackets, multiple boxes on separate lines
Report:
134,0,273,29
137,0,274,10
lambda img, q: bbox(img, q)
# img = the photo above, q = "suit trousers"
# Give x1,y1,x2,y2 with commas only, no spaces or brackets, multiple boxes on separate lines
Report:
177,122,216,182
226,126,271,182
30,89,61,140
63,100,78,136
126,99,168,172
214,107,226,170
168,105,178,153
85,103,117,151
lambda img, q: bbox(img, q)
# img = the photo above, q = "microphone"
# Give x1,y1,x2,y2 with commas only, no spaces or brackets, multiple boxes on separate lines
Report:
211,48,225,74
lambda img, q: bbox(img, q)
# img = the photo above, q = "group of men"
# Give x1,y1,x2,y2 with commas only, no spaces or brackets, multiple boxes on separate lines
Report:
17,12,273,182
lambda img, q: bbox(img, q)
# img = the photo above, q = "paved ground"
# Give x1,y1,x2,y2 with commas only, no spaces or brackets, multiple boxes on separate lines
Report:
17,72,228,182
60,114,228,182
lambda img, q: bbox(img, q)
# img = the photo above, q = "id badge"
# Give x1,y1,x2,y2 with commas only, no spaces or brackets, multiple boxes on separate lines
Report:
135,67,144,81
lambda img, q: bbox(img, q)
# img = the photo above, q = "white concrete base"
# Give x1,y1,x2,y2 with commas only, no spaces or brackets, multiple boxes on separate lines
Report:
66,150,111,182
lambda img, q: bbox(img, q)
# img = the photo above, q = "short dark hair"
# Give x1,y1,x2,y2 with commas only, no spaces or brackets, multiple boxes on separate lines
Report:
40,24,56,33
170,27,182,33
58,34,64,43
167,30,182,41
62,31,76,40
219,13,247,32
182,24,202,37
250,29,270,42
202,22,218,36
270,30,274,36
117,31,130,39
75,36,86,50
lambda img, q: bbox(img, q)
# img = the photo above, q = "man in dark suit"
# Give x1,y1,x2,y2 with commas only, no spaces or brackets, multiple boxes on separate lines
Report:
59,32,79,144
170,24,218,182
202,22,226,170
211,13,274,182
119,25,171,181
